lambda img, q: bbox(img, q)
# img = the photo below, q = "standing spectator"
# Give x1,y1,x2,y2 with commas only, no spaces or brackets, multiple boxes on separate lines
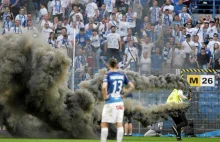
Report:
178,5,191,25
37,2,48,22
206,20,218,39
162,9,172,27
214,57,220,69
186,22,193,37
75,14,85,30
141,36,154,58
174,0,186,15
15,8,27,27
182,34,194,65
48,32,57,48
104,0,115,13
140,51,151,75
132,0,143,35
41,14,53,29
10,0,21,17
207,33,220,55
118,15,130,37
149,0,160,26
172,15,182,26
203,42,213,69
10,19,23,34
151,47,163,75
90,29,101,68
69,5,83,24
118,0,128,15
126,6,137,34
62,18,70,31
41,23,53,39
57,34,73,57
98,4,109,21
192,21,203,43
85,0,98,21
172,43,186,69
25,20,38,38
32,0,40,17
163,42,173,74
2,14,13,34
118,54,131,70
214,43,220,66
54,20,63,39
50,0,65,21
161,0,174,13
106,26,121,61
124,40,139,71
68,21,79,41
197,48,209,69
189,46,197,68
75,28,89,49
193,35,202,55
75,48,86,85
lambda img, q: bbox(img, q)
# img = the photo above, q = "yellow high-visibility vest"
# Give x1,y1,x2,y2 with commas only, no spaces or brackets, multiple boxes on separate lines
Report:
166,89,180,103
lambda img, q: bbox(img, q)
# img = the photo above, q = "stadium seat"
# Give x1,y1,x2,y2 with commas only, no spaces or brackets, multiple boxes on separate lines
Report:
212,102,220,114
199,93,207,102
207,110,217,121
207,94,218,103
199,102,211,113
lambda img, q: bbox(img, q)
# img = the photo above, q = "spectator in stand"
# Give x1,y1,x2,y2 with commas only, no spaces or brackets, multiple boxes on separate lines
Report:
203,42,213,69
118,54,131,70
104,0,115,14
118,0,128,15
69,5,83,24
214,43,220,66
140,51,151,75
161,0,174,13
172,15,182,26
162,9,172,27
71,0,84,12
179,5,191,25
196,48,209,69
206,20,218,39
174,0,186,15
132,0,143,35
10,19,23,34
126,6,137,34
106,26,121,61
151,47,163,75
118,15,130,37
25,20,38,38
50,0,65,21
75,48,86,85
202,21,209,42
48,32,57,48
62,18,70,31
172,43,186,69
186,22,193,37
2,14,13,34
124,40,139,71
207,33,220,55
85,0,98,21
41,14,53,29
149,0,160,26
37,2,48,22
189,46,197,68
141,36,154,58
54,20,63,38
10,0,21,17
76,28,89,49
214,57,220,69
68,21,79,40
98,4,109,21
90,29,101,68
15,8,27,27
163,42,173,74
41,22,53,38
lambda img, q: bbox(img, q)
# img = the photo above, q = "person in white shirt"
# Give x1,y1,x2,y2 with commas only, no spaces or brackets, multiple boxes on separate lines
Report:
41,23,53,39
69,5,83,23
172,44,186,69
126,7,137,30
25,20,39,38
68,21,79,41
10,20,23,34
75,15,85,30
207,33,220,55
50,0,65,20
206,20,218,38
118,54,131,70
85,0,98,18
37,2,48,22
118,15,130,37
90,29,101,51
182,34,194,56
178,6,191,25
15,8,27,27
41,14,53,29
140,51,151,75
62,18,70,31
124,40,139,71
161,0,174,13
85,17,97,31
186,22,194,37
192,21,203,43
106,26,121,61
57,34,73,57
104,0,115,13
149,0,160,25
57,27,73,46
109,13,119,30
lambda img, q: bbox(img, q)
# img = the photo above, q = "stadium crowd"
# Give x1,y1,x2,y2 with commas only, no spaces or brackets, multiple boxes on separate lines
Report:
0,0,220,85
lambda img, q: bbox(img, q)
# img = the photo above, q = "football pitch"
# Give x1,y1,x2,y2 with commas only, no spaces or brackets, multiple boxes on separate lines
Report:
0,137,220,142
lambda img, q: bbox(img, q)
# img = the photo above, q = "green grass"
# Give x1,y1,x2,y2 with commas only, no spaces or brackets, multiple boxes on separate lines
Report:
0,137,220,142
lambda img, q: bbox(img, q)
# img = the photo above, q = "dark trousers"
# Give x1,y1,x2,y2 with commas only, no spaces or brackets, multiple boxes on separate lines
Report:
107,48,120,62
171,112,188,138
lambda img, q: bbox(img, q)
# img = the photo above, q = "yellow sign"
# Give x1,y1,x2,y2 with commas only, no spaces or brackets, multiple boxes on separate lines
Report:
187,75,201,86
187,75,215,87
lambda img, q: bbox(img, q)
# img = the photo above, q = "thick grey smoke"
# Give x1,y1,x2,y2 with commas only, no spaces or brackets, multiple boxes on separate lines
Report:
0,33,190,138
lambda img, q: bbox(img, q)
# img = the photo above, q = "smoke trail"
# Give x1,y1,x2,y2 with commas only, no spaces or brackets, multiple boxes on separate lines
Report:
0,33,190,138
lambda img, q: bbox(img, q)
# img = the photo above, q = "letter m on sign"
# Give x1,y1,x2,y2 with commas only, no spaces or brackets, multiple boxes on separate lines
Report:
187,75,201,87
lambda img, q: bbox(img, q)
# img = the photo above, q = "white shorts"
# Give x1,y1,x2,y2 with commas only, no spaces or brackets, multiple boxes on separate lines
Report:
101,102,124,123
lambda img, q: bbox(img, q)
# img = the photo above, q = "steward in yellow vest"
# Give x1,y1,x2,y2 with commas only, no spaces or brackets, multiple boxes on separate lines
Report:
166,89,188,104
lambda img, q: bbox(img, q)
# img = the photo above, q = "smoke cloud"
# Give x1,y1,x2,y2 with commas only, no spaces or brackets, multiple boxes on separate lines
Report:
0,33,190,138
